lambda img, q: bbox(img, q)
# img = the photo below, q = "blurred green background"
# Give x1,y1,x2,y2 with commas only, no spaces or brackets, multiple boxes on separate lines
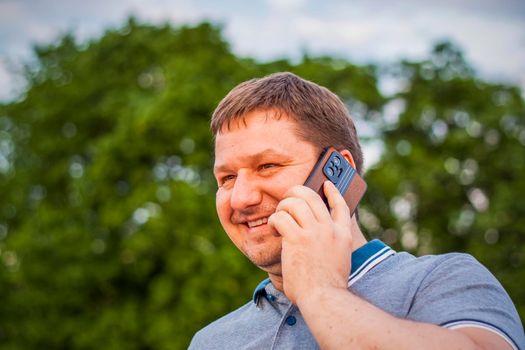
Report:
0,19,524,349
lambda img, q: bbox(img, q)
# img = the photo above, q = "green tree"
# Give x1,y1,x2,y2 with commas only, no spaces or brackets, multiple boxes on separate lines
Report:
362,42,525,317
1,20,522,350
0,19,262,349
0,19,383,349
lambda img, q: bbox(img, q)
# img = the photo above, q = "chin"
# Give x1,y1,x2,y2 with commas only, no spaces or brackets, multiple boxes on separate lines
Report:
258,262,282,276
244,246,282,273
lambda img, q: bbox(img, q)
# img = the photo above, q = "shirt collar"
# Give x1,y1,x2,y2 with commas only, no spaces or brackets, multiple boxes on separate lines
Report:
253,239,395,304
252,278,271,303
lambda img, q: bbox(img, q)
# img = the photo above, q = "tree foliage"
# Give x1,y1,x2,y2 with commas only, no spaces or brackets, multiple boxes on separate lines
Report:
363,42,525,317
0,20,522,349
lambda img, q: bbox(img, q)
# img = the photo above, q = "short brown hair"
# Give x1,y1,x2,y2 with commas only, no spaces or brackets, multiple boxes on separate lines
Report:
211,72,364,175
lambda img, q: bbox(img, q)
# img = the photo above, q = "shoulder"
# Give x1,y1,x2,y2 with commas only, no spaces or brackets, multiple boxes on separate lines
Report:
418,252,491,277
358,250,523,349
353,251,485,314
358,251,479,288
406,252,524,349
390,250,478,271
369,251,495,286
387,251,508,310
407,252,508,299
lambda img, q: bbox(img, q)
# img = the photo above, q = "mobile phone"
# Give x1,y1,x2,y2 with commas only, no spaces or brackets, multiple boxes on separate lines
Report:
304,147,367,216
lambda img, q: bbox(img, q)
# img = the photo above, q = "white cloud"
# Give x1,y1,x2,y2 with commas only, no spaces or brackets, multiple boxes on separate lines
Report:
266,0,306,13
0,0,524,101
226,1,525,90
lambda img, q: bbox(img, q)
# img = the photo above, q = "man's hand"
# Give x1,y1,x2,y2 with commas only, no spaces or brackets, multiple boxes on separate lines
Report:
268,181,353,304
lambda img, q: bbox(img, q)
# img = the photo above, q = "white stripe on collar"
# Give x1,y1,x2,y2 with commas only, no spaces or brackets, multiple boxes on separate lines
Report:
348,244,395,287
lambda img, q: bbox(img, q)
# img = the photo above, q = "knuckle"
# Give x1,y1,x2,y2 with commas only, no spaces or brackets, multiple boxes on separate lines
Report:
276,198,291,210
269,211,285,225
336,196,347,207
274,210,287,220
284,185,302,197
277,197,296,210
331,190,347,205
288,185,315,198
279,196,307,210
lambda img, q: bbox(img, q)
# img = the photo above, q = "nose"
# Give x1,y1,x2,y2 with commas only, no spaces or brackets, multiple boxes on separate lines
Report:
230,171,262,211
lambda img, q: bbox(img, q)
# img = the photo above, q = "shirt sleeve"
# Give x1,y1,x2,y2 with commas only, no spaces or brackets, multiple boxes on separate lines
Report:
406,253,524,350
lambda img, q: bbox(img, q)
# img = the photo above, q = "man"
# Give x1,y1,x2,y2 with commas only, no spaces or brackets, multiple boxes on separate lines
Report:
189,72,524,349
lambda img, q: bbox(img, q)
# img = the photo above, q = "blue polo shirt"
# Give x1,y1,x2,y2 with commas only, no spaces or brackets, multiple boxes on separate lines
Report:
189,240,524,349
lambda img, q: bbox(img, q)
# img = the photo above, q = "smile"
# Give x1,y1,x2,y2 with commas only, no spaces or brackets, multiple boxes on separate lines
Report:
247,217,268,228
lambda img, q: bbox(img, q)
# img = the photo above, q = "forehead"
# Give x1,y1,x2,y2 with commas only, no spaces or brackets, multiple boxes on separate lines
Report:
217,109,292,133
213,110,316,166
216,110,299,146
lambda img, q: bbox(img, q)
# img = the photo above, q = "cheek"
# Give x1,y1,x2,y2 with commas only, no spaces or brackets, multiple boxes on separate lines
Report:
272,169,310,196
215,189,231,221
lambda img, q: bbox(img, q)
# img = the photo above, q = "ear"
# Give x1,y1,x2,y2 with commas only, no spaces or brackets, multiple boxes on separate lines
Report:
339,149,356,169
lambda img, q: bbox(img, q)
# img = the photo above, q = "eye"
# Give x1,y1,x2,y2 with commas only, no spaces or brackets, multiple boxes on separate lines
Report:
259,163,276,170
220,174,236,184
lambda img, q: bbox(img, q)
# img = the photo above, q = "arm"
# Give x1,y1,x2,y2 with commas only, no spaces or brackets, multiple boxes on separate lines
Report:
268,181,514,350
297,284,512,350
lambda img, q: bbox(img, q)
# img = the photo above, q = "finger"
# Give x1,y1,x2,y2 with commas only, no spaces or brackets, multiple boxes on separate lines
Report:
276,197,317,228
268,210,302,239
284,185,332,223
323,181,351,224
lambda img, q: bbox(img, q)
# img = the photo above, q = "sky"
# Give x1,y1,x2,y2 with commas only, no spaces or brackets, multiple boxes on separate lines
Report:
0,0,524,102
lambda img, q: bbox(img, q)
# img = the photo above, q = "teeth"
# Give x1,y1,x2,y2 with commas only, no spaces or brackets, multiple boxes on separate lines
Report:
247,217,268,228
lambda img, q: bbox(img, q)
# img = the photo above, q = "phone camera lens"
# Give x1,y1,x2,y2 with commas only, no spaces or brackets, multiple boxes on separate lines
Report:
326,167,334,177
333,156,341,166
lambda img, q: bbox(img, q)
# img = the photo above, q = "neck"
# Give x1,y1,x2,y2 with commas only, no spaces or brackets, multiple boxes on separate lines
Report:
268,272,284,292
268,216,367,292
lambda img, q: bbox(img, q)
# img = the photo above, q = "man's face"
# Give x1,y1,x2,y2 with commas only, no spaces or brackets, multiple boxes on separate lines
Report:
213,110,319,275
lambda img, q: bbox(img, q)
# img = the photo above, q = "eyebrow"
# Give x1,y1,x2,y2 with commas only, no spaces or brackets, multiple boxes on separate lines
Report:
213,148,293,173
